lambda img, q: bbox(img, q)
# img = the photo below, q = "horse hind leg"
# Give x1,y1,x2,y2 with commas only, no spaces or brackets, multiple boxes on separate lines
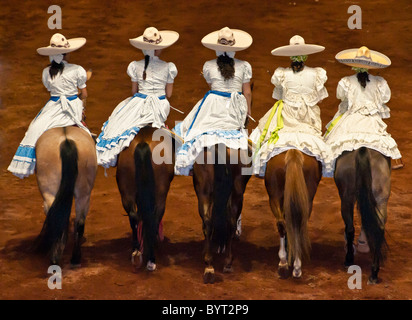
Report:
70,195,90,267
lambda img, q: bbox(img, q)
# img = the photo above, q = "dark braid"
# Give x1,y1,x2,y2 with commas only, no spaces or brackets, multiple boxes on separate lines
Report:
357,71,370,88
217,53,235,80
49,54,65,79
291,61,304,73
143,55,150,80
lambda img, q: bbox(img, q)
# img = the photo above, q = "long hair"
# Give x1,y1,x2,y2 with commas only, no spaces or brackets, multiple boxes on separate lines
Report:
49,54,66,79
143,55,150,80
357,71,370,88
217,53,235,80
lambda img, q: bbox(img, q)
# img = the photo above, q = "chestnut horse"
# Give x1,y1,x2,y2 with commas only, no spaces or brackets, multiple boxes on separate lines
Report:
264,149,322,278
193,143,251,283
334,147,390,284
35,126,97,266
116,126,180,271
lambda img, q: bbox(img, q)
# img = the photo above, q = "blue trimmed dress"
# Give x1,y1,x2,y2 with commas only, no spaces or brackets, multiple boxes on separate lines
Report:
8,61,90,179
323,74,402,177
174,58,251,176
96,57,177,168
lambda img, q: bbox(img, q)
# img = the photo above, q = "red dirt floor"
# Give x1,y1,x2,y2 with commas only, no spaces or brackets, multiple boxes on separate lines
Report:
1,0,412,300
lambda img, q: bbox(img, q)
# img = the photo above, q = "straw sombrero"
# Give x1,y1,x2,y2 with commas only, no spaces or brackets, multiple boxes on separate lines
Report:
129,27,179,50
271,35,324,56
37,33,86,56
201,27,253,52
335,46,391,69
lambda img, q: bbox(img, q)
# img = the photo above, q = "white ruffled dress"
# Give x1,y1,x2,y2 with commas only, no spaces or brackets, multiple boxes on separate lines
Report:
96,57,177,168
174,58,251,176
8,61,90,179
250,66,330,177
323,74,401,177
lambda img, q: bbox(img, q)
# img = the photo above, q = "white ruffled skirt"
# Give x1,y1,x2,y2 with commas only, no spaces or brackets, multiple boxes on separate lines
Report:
174,90,248,176
323,110,401,177
250,101,330,177
96,93,170,168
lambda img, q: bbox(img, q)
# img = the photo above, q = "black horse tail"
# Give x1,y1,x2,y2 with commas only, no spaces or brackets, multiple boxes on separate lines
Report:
212,145,233,250
355,147,387,263
35,138,78,259
134,142,156,261
284,149,311,264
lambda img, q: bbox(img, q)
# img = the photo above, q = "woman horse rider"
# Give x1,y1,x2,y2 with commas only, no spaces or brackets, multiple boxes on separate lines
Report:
250,35,329,177
174,27,253,176
8,33,91,179
324,46,403,175
96,27,179,168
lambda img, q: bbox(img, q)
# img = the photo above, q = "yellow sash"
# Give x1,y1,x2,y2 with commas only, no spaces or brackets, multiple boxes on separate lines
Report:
324,114,343,138
253,100,284,160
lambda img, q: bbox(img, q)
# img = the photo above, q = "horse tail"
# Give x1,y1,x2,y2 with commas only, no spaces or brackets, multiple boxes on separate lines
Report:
355,147,387,263
212,146,233,250
36,138,78,254
284,149,311,264
134,142,156,258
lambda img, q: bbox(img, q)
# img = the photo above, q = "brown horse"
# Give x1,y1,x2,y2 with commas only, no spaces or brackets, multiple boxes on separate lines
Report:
116,126,180,271
193,143,251,283
334,147,390,284
35,126,97,266
264,149,322,279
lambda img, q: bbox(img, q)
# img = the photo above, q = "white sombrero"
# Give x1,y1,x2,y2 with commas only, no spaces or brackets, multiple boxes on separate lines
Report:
129,27,179,50
201,27,253,52
271,35,324,56
37,33,86,56
335,46,391,69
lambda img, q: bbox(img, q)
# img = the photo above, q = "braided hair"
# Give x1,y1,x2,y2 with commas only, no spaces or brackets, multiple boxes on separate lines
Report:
143,55,150,80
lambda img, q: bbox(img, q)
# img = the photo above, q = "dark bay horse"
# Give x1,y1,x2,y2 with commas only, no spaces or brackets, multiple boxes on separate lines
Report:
35,126,97,266
334,147,390,284
264,149,322,279
193,143,251,283
116,126,180,271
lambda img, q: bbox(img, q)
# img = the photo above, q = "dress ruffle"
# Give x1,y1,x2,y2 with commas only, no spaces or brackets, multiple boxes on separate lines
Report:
174,129,248,176
250,127,330,177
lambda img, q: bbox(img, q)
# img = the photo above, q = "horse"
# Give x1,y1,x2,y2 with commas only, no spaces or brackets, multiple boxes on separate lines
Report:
334,147,390,284
264,149,322,279
193,143,251,283
116,126,180,271
34,126,97,266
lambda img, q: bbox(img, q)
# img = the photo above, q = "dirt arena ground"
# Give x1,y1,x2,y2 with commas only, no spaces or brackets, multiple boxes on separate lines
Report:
1,0,412,301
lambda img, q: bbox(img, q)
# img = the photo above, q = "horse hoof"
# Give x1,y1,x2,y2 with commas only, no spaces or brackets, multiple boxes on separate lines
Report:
292,268,302,278
203,267,215,284
357,241,370,254
367,276,381,285
223,265,233,273
131,250,143,269
146,261,156,272
278,262,290,279
70,263,81,269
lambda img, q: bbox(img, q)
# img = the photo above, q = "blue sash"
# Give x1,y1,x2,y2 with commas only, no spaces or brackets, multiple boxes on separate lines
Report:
186,90,242,136
49,95,78,102
133,92,166,100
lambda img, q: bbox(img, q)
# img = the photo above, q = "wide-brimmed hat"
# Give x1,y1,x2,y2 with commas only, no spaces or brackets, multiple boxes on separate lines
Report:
335,46,391,69
201,27,253,52
271,35,324,56
129,27,179,50
37,33,86,56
